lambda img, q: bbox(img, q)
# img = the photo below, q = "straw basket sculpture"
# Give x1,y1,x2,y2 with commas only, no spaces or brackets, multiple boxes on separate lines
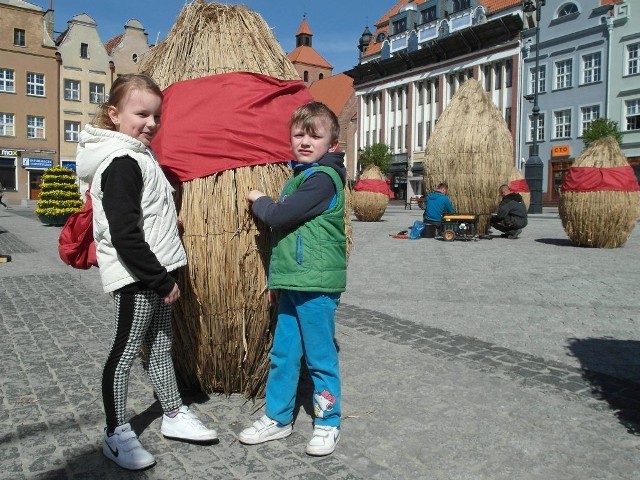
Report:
422,79,515,234
351,165,390,221
508,166,530,210
140,1,315,397
559,136,640,248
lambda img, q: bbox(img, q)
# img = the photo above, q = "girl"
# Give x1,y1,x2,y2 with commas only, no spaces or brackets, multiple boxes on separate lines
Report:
76,74,216,471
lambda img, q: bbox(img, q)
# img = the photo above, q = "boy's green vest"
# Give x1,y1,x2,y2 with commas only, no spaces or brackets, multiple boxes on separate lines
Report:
269,166,346,292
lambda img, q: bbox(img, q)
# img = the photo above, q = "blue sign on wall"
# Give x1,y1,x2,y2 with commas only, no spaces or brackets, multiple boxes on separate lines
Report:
22,157,53,169
62,161,77,171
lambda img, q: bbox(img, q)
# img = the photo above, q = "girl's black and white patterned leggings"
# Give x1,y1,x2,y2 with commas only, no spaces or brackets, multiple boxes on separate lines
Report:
102,288,181,432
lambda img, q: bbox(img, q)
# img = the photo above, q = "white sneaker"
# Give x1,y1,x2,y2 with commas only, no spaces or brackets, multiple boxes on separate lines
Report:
305,425,340,456
161,405,218,442
103,423,155,470
238,415,292,445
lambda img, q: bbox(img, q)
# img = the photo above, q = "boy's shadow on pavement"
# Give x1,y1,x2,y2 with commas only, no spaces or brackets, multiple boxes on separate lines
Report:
567,337,640,435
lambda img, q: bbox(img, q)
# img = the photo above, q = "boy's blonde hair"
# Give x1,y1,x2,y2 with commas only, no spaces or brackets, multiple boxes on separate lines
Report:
93,74,163,130
289,102,340,145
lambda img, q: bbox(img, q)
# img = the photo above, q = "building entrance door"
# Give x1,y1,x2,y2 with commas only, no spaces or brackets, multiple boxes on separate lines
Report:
29,171,43,200
548,159,573,204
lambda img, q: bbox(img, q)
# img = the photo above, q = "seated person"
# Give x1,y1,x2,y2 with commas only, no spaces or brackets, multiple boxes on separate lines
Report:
490,184,528,239
423,182,455,233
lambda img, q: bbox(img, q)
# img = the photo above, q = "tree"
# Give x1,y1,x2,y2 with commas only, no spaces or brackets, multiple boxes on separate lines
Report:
358,143,392,175
582,118,622,148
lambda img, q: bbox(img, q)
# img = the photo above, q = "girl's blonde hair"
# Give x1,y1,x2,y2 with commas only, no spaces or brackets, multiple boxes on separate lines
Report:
289,101,340,145
93,74,163,130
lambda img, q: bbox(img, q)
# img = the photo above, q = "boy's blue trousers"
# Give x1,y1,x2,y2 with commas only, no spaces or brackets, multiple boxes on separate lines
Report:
265,290,341,427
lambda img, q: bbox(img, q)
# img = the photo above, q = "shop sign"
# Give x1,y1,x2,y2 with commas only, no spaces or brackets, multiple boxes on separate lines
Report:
22,157,53,169
62,161,77,171
551,145,570,157
1,149,18,156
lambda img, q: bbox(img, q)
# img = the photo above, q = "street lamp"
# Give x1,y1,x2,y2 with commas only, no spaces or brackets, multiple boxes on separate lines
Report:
523,0,545,214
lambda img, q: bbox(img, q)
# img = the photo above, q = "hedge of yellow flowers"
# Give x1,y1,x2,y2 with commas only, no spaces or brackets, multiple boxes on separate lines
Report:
35,165,84,217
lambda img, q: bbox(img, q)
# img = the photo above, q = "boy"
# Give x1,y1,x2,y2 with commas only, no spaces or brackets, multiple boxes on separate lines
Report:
240,102,347,456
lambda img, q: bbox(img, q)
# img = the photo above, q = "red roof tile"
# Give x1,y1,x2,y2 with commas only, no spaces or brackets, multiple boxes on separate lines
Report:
288,46,333,69
308,73,354,115
296,18,313,36
104,34,123,55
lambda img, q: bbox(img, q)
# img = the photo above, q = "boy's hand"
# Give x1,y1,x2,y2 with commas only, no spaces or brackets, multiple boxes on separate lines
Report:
248,189,266,203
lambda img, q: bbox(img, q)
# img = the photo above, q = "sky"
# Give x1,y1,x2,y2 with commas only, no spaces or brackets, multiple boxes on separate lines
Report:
30,0,398,74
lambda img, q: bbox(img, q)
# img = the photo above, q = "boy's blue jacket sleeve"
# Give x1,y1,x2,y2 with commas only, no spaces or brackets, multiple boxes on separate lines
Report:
251,152,346,231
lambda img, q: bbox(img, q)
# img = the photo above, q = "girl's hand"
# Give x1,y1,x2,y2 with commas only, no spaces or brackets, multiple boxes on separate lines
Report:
163,284,180,305
248,190,266,203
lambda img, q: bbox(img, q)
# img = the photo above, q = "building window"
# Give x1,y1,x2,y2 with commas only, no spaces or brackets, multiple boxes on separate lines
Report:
0,113,15,136
625,99,640,131
89,83,105,104
554,109,571,138
505,107,512,131
452,0,471,13
27,115,45,139
421,6,437,23
27,72,45,97
627,43,639,76
376,32,386,43
392,18,407,35
558,3,578,17
132,53,138,64
64,79,81,101
417,121,423,148
80,43,89,58
580,105,600,136
582,53,601,84
64,121,81,142
554,59,572,90
319,73,324,80
0,69,15,93
505,59,513,88
14,28,26,47
399,125,404,150
390,126,395,150
529,113,545,142
426,80,433,104
529,65,546,94
303,71,309,83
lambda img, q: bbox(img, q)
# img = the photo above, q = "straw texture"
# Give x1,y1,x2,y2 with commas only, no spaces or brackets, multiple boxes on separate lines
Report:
140,1,300,88
352,166,389,221
559,136,640,248
421,79,515,233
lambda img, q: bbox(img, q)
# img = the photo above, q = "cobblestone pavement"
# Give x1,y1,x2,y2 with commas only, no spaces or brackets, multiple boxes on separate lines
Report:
1,205,640,479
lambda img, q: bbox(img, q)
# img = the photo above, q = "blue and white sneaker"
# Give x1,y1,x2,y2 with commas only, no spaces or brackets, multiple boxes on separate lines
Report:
305,425,340,456
103,423,155,470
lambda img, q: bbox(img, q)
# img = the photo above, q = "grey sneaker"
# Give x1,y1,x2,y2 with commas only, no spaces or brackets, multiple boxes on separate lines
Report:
305,425,340,456
238,415,292,445
103,423,155,470
508,228,522,239
161,405,217,442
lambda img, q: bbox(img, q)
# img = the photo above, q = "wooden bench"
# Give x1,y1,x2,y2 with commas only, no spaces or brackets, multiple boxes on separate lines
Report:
405,196,424,210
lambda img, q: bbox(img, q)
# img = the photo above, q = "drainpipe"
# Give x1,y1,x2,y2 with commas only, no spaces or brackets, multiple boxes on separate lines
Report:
56,52,62,166
605,12,614,119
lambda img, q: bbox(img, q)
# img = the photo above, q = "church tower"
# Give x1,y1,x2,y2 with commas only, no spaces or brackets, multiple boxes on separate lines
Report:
287,16,333,86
